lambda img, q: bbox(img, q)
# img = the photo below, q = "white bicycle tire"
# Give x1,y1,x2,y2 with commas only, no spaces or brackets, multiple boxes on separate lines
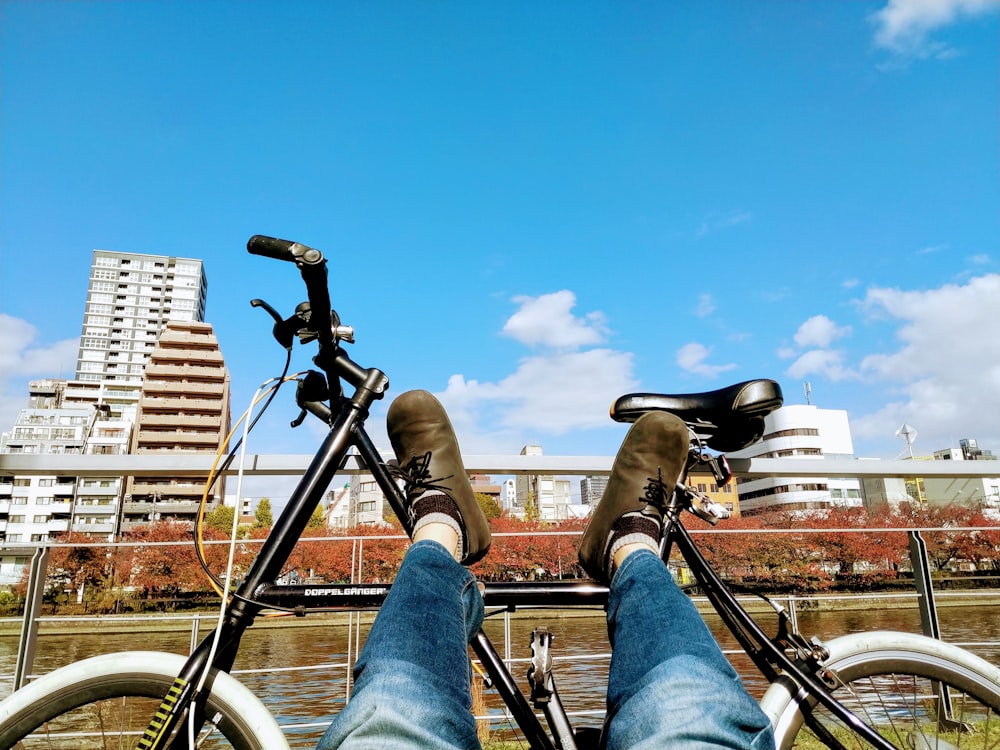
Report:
0,650,289,749
760,630,1000,749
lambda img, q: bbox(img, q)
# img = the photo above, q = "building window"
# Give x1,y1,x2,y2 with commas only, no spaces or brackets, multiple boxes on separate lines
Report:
762,428,820,440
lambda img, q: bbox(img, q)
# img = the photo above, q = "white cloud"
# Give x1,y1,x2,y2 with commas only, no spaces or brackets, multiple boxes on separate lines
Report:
433,293,638,453
695,293,715,318
781,315,855,382
871,0,999,58
851,274,1000,453
443,349,636,440
777,346,798,360
676,342,738,378
0,314,80,432
695,210,752,239
786,349,857,382
793,315,852,348
501,290,608,348
917,243,949,255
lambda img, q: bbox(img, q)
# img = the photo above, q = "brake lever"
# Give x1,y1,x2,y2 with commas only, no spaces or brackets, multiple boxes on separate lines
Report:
250,298,296,350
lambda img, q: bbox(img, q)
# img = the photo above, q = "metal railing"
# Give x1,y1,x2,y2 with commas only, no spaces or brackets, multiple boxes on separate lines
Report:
2,452,999,743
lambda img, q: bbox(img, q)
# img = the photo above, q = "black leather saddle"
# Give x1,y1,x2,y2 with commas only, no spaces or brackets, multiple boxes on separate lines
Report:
610,379,783,452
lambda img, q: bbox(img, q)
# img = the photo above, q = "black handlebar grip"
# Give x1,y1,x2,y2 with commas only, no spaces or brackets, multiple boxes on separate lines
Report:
247,235,297,261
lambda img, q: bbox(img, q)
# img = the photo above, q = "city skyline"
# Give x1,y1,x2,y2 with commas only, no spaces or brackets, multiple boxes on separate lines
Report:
2,2,998,475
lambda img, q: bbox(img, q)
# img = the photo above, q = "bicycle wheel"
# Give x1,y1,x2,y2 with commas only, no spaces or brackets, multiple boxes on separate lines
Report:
0,650,289,750
761,630,1000,749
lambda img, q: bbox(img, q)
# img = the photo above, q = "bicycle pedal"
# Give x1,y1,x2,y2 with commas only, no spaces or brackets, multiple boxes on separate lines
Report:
689,492,731,525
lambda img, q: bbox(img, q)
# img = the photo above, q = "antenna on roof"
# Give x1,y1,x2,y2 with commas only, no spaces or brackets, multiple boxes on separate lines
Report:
896,423,918,460
803,381,812,405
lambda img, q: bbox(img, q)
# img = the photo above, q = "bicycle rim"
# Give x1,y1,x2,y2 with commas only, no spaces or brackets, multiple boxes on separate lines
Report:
766,632,1000,749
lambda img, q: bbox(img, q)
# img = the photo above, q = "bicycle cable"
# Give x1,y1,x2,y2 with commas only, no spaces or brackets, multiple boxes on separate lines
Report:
193,349,292,593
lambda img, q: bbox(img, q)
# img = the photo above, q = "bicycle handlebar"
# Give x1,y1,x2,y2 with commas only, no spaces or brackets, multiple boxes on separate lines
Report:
247,235,300,261
247,235,334,347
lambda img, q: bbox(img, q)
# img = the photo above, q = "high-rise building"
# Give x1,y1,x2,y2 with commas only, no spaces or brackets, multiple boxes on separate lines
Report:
729,404,862,516
76,250,207,420
579,475,608,506
122,320,231,530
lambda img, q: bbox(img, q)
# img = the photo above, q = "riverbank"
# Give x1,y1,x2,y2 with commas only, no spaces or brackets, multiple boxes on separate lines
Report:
2,589,999,636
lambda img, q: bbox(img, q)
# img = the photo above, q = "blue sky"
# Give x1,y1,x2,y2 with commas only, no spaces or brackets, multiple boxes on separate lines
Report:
2,1,998,479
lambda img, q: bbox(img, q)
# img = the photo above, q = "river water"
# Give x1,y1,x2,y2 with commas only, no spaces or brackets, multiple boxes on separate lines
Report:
2,603,999,747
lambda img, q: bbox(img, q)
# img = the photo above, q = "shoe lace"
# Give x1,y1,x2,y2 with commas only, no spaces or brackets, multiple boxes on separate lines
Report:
387,452,456,498
641,468,674,511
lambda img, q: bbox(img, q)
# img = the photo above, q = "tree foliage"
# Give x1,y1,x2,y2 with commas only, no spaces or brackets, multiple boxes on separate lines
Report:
254,497,273,528
32,502,1000,608
203,504,238,535
477,493,502,521
306,503,326,529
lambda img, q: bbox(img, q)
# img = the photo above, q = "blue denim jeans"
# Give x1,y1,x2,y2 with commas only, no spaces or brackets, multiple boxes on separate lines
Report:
317,542,773,750
602,549,774,749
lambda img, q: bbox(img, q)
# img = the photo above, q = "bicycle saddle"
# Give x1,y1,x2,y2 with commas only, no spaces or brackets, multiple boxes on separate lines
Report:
610,379,783,452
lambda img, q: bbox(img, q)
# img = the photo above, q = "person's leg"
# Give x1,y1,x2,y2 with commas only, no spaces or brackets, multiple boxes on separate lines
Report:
603,548,773,750
578,411,773,750
316,539,484,750
317,390,491,750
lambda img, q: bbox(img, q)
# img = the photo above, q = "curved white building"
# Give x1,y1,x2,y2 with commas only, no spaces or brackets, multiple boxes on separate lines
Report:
729,404,862,516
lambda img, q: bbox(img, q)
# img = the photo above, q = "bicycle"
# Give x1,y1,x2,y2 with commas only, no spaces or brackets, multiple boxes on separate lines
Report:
2,235,999,750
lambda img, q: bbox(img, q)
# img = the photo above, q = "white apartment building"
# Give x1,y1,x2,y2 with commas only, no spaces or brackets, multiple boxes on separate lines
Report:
76,250,207,420
729,404,862,516
348,474,386,527
500,479,517,513
515,445,572,521
0,398,90,583
0,379,132,584
324,484,352,529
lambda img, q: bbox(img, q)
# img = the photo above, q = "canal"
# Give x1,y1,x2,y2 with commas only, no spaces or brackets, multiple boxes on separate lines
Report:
2,602,999,747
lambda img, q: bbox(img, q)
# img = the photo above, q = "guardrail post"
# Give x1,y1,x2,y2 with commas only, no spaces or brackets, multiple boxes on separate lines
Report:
908,529,959,725
908,530,940,639
13,546,49,689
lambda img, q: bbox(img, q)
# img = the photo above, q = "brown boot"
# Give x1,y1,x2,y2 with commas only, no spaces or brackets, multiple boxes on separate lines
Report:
387,390,491,565
578,411,689,583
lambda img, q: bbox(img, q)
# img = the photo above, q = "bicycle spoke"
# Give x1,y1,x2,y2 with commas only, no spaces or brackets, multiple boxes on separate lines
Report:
792,669,1000,749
